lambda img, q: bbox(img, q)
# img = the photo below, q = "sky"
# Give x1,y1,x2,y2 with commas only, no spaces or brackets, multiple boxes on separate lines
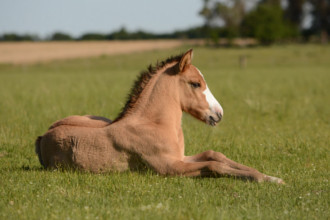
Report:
0,0,204,37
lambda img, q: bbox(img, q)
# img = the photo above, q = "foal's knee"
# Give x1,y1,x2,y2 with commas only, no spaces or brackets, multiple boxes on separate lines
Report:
204,150,214,161
204,150,226,161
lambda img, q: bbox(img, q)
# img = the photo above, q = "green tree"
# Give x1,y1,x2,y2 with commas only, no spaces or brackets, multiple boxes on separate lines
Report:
213,0,245,43
199,0,213,44
285,0,305,27
50,32,72,41
199,0,246,45
241,4,297,44
308,0,330,43
79,33,106,41
0,33,38,41
107,27,129,40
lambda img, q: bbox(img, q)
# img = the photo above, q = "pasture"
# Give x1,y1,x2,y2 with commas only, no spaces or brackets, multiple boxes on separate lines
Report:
0,44,329,219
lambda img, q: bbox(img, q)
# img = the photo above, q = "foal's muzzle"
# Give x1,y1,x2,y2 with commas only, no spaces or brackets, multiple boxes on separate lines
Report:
208,112,222,126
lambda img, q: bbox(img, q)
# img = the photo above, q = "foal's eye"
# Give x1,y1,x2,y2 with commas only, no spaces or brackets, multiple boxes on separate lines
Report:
190,82,201,89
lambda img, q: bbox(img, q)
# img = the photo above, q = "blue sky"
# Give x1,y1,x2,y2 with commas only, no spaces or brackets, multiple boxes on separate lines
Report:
0,0,204,37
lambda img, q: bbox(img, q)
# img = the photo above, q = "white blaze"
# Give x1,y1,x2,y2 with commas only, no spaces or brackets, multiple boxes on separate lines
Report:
198,69,223,116
203,86,223,115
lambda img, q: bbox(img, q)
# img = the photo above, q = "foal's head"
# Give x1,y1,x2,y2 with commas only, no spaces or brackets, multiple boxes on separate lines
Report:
176,49,223,126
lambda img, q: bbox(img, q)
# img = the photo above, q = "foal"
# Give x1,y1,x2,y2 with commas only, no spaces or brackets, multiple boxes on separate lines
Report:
36,49,284,184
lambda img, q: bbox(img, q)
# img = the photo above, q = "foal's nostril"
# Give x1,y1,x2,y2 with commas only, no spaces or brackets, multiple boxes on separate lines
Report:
209,116,215,122
208,116,217,126
209,114,221,124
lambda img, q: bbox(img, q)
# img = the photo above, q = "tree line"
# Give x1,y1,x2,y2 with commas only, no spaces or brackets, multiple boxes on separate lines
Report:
199,0,329,44
0,26,208,42
1,0,329,45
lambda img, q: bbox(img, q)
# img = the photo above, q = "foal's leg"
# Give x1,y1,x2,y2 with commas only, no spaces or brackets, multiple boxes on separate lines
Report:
184,150,284,184
184,150,258,171
170,160,267,182
145,156,271,183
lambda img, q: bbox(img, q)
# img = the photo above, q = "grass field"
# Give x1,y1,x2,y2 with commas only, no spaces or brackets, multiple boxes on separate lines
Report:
0,44,329,219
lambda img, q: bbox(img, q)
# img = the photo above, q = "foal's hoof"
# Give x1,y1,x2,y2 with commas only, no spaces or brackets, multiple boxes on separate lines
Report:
265,175,285,184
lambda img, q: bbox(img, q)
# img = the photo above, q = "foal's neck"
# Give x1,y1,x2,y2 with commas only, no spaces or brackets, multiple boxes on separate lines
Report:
129,63,182,130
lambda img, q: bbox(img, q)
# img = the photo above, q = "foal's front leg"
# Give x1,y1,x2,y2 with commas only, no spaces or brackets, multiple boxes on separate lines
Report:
184,150,284,184
172,160,265,181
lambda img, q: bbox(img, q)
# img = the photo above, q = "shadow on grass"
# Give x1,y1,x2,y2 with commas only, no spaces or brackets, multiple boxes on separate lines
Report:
21,165,44,171
15,164,151,176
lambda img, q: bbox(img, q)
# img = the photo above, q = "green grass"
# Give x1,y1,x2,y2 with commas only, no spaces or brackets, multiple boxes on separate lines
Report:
0,44,329,220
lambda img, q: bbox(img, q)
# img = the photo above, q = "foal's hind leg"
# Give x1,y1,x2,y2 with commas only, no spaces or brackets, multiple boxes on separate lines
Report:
184,150,284,184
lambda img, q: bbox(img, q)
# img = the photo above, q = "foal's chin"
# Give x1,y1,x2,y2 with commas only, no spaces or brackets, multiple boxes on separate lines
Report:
206,119,218,127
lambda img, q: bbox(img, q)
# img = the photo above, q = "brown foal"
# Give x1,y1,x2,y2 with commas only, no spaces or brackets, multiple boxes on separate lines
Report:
36,49,284,184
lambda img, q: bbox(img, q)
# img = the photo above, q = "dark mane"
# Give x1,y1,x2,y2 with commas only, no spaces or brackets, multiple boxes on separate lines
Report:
113,53,183,122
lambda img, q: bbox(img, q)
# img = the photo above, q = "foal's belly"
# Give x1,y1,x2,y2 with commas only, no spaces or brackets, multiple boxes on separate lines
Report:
40,126,130,173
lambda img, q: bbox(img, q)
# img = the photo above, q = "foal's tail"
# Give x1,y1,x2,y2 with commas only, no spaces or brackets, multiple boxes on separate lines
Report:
35,136,45,167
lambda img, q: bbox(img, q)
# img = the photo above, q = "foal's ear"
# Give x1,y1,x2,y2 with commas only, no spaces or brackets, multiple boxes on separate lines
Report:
179,49,193,72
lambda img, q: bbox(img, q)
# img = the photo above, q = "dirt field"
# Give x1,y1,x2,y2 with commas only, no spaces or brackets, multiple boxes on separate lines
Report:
0,40,195,64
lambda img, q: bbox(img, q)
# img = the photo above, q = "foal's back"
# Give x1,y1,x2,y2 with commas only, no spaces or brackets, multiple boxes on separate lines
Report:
49,115,112,129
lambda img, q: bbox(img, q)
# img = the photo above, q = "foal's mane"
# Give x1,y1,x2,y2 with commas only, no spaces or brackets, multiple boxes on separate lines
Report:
114,53,183,122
